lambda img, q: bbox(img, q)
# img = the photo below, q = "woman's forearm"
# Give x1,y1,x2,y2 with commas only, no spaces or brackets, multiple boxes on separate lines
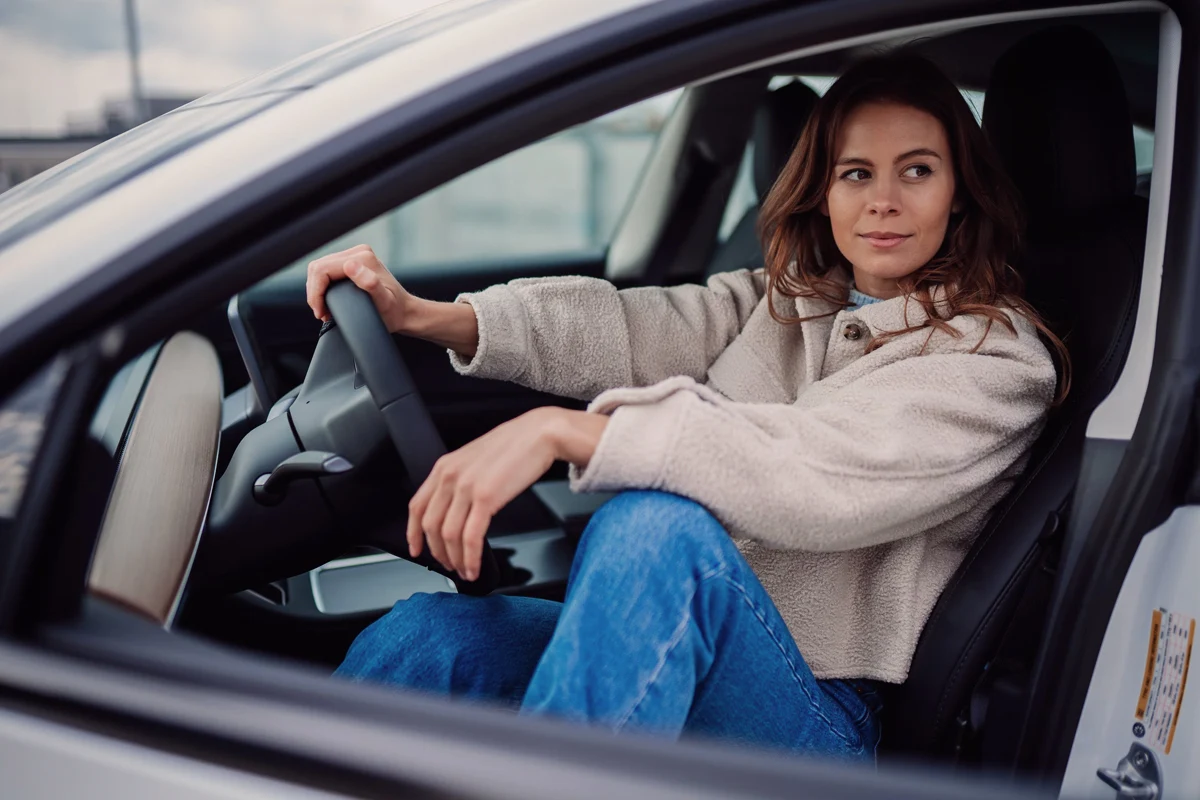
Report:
545,408,609,469
402,297,480,359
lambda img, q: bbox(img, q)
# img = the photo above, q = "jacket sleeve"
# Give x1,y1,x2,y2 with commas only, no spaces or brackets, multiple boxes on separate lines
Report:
568,337,1057,551
448,270,766,401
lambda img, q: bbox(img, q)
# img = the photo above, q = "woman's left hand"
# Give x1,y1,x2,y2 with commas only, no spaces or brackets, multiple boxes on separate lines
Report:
406,407,609,581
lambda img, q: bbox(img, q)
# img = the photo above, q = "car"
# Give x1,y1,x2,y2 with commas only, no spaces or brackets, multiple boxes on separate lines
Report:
0,0,1190,797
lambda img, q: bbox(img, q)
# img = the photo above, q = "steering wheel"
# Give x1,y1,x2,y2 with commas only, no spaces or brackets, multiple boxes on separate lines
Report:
323,281,500,596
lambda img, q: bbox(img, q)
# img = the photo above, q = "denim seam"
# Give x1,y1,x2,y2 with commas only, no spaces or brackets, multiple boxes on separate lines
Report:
615,567,863,755
847,695,873,728
613,564,727,731
613,583,699,732
720,574,864,754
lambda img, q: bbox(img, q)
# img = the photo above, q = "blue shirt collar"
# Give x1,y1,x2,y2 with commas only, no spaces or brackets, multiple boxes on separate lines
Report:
846,285,884,311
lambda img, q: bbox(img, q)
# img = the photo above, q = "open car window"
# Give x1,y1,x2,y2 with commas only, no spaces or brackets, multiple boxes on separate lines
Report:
718,75,1155,243
262,89,684,283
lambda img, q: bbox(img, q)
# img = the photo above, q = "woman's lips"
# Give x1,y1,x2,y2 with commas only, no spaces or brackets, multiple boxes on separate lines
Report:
860,232,911,249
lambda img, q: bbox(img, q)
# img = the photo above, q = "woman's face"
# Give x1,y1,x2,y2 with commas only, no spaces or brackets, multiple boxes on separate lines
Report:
823,101,958,299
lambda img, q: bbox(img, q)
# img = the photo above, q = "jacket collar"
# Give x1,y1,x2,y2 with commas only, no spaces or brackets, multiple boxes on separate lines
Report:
790,268,944,338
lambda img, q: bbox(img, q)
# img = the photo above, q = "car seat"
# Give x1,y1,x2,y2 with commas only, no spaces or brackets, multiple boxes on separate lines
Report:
879,25,1146,763
705,80,819,278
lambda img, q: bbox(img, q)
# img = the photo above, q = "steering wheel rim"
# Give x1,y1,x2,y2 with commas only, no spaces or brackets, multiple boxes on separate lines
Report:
324,280,499,596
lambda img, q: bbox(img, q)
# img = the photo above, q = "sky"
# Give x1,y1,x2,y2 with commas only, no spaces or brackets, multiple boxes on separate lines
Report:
0,0,440,135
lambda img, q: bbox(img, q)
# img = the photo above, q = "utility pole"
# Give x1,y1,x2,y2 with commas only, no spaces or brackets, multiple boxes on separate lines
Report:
123,0,147,125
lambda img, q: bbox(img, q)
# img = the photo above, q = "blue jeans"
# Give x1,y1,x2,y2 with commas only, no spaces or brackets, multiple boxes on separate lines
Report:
336,490,883,760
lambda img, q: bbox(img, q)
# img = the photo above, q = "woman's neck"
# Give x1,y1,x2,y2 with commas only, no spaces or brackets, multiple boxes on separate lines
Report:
850,269,902,300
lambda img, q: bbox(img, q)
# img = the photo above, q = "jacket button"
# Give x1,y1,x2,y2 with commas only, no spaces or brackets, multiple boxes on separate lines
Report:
843,323,864,341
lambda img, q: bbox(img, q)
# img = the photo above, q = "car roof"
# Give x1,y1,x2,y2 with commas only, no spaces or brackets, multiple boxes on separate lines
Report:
0,0,661,328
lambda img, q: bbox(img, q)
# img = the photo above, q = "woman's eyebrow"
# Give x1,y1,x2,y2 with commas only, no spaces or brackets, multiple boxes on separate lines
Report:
835,156,873,166
894,147,943,163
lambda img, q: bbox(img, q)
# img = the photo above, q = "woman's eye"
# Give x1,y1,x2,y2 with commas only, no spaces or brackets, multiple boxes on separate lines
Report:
902,164,933,179
840,168,870,182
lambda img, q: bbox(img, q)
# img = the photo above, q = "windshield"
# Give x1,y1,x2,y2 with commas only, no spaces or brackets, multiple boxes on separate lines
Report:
0,0,512,252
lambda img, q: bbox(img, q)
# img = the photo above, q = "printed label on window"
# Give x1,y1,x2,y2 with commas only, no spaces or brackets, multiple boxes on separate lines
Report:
1134,608,1194,754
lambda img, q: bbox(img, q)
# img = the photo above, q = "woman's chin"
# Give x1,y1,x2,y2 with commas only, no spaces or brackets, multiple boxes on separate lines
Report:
851,255,926,286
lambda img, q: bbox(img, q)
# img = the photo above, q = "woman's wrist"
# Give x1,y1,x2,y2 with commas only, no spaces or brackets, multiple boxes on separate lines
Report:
400,296,479,358
393,295,434,335
539,407,609,468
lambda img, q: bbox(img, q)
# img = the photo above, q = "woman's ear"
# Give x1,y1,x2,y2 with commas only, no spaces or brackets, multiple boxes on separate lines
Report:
951,196,963,214
819,198,830,217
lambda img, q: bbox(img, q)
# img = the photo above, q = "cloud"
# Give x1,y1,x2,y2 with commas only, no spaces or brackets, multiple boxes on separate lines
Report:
0,0,127,54
0,29,128,133
0,0,438,135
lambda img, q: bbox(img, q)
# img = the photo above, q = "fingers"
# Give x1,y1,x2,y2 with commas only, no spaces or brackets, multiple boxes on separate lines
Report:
421,475,455,571
305,244,383,322
407,454,495,580
405,507,423,560
440,489,472,574
461,504,492,582
406,475,435,562
305,263,334,322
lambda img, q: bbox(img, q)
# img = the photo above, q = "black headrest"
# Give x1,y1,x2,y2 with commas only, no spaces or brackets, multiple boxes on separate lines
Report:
983,26,1135,223
752,81,820,201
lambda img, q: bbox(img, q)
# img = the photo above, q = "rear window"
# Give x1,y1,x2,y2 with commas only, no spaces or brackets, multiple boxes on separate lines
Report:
0,0,512,253
720,74,1155,240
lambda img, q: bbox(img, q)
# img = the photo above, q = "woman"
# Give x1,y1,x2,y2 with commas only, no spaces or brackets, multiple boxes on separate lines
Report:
306,54,1064,760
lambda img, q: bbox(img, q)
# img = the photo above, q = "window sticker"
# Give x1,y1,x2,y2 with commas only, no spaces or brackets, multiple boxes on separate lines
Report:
1135,608,1195,754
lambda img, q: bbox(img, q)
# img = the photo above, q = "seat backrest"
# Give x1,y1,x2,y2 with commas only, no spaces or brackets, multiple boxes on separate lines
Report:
705,81,819,278
880,25,1146,759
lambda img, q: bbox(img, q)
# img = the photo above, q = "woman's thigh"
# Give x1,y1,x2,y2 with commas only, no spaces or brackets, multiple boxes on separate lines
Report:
682,561,881,760
563,490,880,759
335,592,561,708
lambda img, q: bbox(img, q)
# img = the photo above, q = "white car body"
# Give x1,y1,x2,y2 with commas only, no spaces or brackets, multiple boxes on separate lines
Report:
0,1,1193,798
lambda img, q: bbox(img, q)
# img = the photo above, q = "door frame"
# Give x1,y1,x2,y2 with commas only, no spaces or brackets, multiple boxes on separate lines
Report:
1016,1,1198,778
0,0,1184,796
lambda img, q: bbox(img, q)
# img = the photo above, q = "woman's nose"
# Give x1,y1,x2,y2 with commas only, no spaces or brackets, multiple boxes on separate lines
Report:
866,178,901,216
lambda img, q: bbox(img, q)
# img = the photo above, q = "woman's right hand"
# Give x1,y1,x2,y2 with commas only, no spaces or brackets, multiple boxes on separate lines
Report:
305,244,481,358
306,245,414,333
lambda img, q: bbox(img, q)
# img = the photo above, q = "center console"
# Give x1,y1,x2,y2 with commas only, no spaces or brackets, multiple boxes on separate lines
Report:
250,482,614,617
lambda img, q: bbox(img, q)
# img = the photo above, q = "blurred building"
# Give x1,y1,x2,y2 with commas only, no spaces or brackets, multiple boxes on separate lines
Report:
0,136,101,192
77,96,194,138
0,94,193,193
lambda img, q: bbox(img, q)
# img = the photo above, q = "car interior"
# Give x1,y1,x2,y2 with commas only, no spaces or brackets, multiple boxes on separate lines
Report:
48,8,1161,776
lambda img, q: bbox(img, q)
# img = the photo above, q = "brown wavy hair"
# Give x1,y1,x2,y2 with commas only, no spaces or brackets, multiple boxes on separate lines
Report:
758,54,1070,402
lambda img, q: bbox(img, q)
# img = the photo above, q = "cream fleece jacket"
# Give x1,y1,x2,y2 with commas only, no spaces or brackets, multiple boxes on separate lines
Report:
449,269,1057,683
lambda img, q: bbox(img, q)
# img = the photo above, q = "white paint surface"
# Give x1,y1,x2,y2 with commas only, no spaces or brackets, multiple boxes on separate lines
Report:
0,706,349,799
1061,506,1200,798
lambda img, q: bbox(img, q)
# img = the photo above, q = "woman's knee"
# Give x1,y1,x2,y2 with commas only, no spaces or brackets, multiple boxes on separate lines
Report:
336,593,559,700
337,592,476,685
577,490,734,571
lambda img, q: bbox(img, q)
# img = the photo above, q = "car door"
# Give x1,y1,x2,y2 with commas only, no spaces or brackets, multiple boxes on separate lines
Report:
1020,10,1200,796
229,89,681,454
0,0,1190,798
